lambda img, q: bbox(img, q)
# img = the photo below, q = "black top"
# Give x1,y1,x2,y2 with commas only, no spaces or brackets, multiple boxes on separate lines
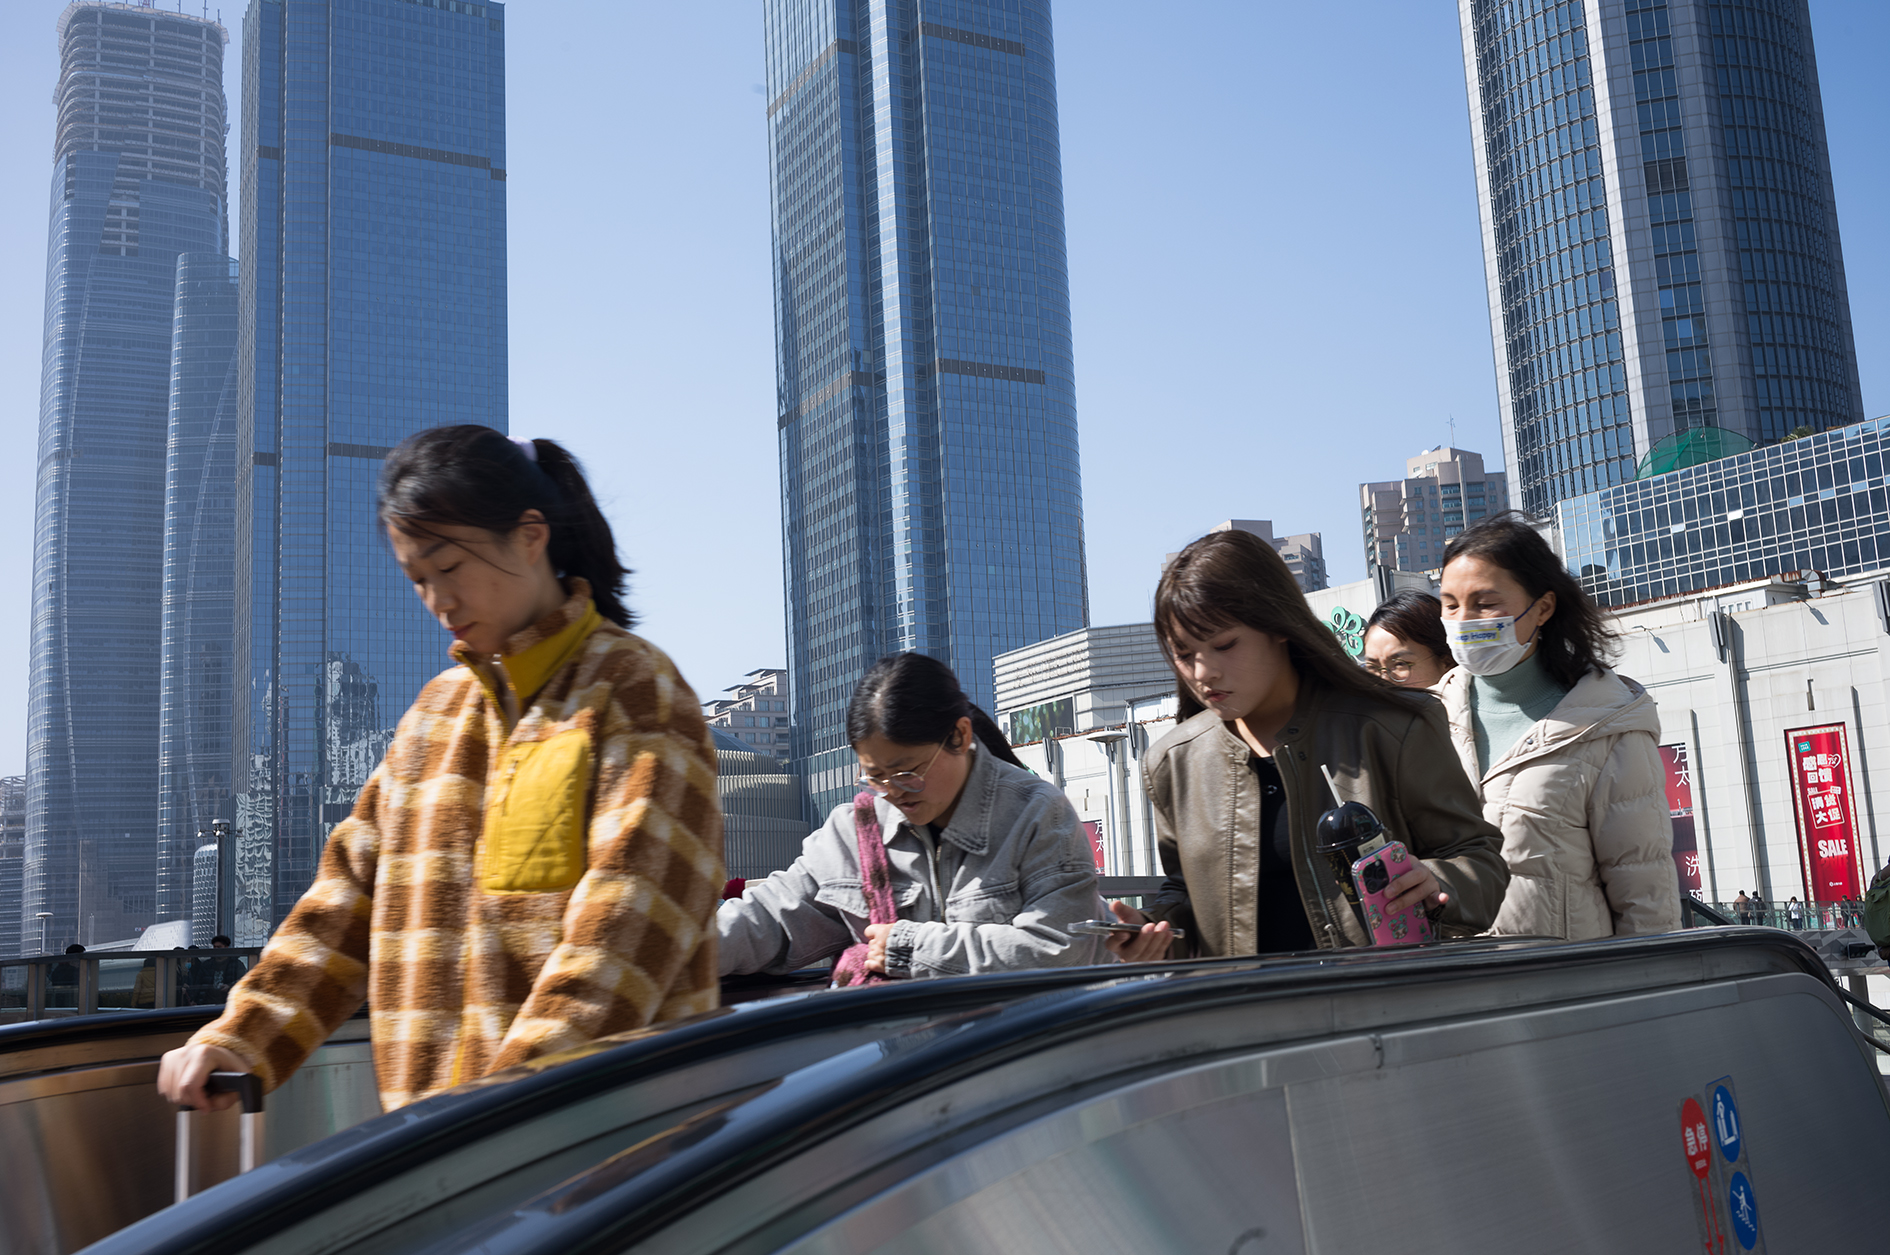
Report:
1251,754,1316,954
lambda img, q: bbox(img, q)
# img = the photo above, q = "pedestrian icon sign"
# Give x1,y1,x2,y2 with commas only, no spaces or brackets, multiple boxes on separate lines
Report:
1728,1171,1760,1250
1712,1084,1741,1163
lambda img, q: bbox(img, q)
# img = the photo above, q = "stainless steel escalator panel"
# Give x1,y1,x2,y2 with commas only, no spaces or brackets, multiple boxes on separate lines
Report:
762,972,1890,1254
420,933,1883,1255
0,1017,378,1255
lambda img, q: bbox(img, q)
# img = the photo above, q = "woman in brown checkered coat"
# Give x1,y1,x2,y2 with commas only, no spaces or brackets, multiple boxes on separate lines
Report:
159,426,724,1112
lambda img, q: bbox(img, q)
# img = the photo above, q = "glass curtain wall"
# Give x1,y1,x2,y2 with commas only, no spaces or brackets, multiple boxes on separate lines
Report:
156,256,240,923
766,0,1087,817
1464,0,1862,520
1704,0,1863,440
28,4,228,951
1465,0,1635,517
234,0,507,937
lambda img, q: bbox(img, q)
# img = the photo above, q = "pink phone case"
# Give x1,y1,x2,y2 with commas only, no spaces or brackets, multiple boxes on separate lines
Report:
1352,841,1435,946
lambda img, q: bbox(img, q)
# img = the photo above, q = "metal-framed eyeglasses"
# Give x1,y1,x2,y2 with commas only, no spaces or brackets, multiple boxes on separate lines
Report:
1362,656,1426,680
856,741,948,795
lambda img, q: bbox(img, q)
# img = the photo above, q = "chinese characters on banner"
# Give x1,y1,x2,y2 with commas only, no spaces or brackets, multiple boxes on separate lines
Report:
1659,744,1702,895
1081,820,1107,871
1785,724,1864,900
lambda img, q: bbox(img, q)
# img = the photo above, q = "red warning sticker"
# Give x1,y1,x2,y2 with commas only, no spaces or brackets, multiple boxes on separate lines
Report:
1680,1097,1724,1254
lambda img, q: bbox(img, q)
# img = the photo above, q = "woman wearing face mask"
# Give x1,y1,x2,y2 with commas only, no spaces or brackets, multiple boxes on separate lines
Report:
720,653,1106,981
1437,512,1679,940
1361,591,1453,689
1107,530,1508,961
158,426,724,1115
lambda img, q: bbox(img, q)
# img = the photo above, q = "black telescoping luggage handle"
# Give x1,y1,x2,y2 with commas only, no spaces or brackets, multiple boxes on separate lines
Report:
175,1071,266,1205
205,1071,263,1113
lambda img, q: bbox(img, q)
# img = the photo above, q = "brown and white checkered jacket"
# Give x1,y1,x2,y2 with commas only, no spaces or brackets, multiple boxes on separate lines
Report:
189,583,725,1109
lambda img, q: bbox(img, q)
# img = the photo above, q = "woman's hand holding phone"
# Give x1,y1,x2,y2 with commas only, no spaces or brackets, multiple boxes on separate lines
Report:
1382,863,1448,920
1101,900,1174,963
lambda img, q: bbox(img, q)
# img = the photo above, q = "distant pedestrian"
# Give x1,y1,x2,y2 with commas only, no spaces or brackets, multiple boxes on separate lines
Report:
1733,890,1751,925
1787,896,1804,929
1752,892,1769,926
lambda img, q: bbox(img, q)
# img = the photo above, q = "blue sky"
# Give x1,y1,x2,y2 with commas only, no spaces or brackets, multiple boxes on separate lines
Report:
0,1,1883,772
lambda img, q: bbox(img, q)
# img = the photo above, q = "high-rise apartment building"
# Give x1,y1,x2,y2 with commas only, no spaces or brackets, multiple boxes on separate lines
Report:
1163,521,1328,593
1458,0,1863,518
156,256,240,923
28,3,229,951
704,669,794,763
0,779,25,958
1361,447,1509,576
234,0,507,938
765,2,1087,814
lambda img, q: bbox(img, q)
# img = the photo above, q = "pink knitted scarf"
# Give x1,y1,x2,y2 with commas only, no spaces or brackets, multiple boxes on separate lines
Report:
831,791,901,987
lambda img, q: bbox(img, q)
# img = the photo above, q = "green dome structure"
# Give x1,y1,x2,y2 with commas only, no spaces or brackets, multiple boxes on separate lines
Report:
1634,426,1755,480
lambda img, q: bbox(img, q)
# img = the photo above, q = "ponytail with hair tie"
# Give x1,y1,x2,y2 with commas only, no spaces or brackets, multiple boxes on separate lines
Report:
377,425,635,628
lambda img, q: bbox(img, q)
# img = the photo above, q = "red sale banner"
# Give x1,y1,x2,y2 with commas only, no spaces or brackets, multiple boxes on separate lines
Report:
1659,744,1702,895
1786,724,1865,900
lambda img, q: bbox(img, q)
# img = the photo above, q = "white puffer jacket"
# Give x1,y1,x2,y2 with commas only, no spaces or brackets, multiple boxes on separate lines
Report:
1437,664,1681,940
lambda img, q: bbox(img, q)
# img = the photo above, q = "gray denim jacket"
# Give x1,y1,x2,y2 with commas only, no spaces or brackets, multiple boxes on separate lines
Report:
718,746,1109,978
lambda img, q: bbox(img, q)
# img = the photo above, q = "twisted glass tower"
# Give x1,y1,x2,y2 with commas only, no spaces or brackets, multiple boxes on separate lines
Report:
28,3,228,951
1459,0,1863,517
156,255,240,923
234,0,507,938
765,0,1088,816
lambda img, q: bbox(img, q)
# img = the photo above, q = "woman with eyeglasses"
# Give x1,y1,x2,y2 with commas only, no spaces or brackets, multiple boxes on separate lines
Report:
1361,591,1454,689
719,652,1107,982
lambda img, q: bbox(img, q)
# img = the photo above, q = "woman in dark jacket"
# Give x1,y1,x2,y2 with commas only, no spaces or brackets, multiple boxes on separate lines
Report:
1109,530,1509,959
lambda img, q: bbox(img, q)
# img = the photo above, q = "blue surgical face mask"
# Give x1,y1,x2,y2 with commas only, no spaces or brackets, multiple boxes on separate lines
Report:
1443,597,1543,676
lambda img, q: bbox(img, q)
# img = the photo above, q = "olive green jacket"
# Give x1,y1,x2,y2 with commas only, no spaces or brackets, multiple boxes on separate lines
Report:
1143,675,1510,955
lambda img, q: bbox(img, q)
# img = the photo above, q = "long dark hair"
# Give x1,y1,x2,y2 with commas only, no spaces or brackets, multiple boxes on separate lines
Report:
846,653,1024,767
1155,529,1416,721
1441,510,1615,689
1366,590,1449,662
377,425,633,628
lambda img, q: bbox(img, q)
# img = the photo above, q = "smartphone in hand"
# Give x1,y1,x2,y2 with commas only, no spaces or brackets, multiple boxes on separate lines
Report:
1352,842,1434,947
1072,919,1187,941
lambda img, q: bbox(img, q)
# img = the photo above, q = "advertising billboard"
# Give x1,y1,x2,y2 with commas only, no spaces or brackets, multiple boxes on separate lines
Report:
1659,743,1702,895
1785,723,1865,901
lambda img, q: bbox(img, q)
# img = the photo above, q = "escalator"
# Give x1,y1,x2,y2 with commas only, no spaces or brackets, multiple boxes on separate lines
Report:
46,930,1890,1254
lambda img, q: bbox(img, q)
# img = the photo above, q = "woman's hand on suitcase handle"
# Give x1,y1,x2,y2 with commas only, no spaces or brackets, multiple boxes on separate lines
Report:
159,1042,252,1111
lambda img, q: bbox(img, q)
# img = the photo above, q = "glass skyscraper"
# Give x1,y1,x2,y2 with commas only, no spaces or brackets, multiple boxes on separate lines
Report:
28,4,229,951
156,255,241,924
1458,0,1864,518
765,1,1088,815
233,0,507,939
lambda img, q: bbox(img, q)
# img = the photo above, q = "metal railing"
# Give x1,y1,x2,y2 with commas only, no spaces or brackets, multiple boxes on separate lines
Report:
1702,898,1872,930
0,949,264,1023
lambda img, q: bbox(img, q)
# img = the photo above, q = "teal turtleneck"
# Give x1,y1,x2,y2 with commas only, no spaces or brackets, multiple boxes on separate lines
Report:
1470,649,1571,775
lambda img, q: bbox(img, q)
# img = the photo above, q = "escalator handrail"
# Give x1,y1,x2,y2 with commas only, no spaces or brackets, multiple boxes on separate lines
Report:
1835,985,1890,1051
449,929,1843,1255
79,961,1198,1255
0,1006,223,1054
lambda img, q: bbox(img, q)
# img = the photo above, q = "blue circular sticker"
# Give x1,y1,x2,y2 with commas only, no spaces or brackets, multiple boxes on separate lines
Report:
1727,1171,1759,1250
1711,1084,1742,1163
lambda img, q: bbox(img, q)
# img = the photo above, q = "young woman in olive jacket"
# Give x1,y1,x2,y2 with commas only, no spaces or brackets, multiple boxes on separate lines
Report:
1108,531,1509,959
